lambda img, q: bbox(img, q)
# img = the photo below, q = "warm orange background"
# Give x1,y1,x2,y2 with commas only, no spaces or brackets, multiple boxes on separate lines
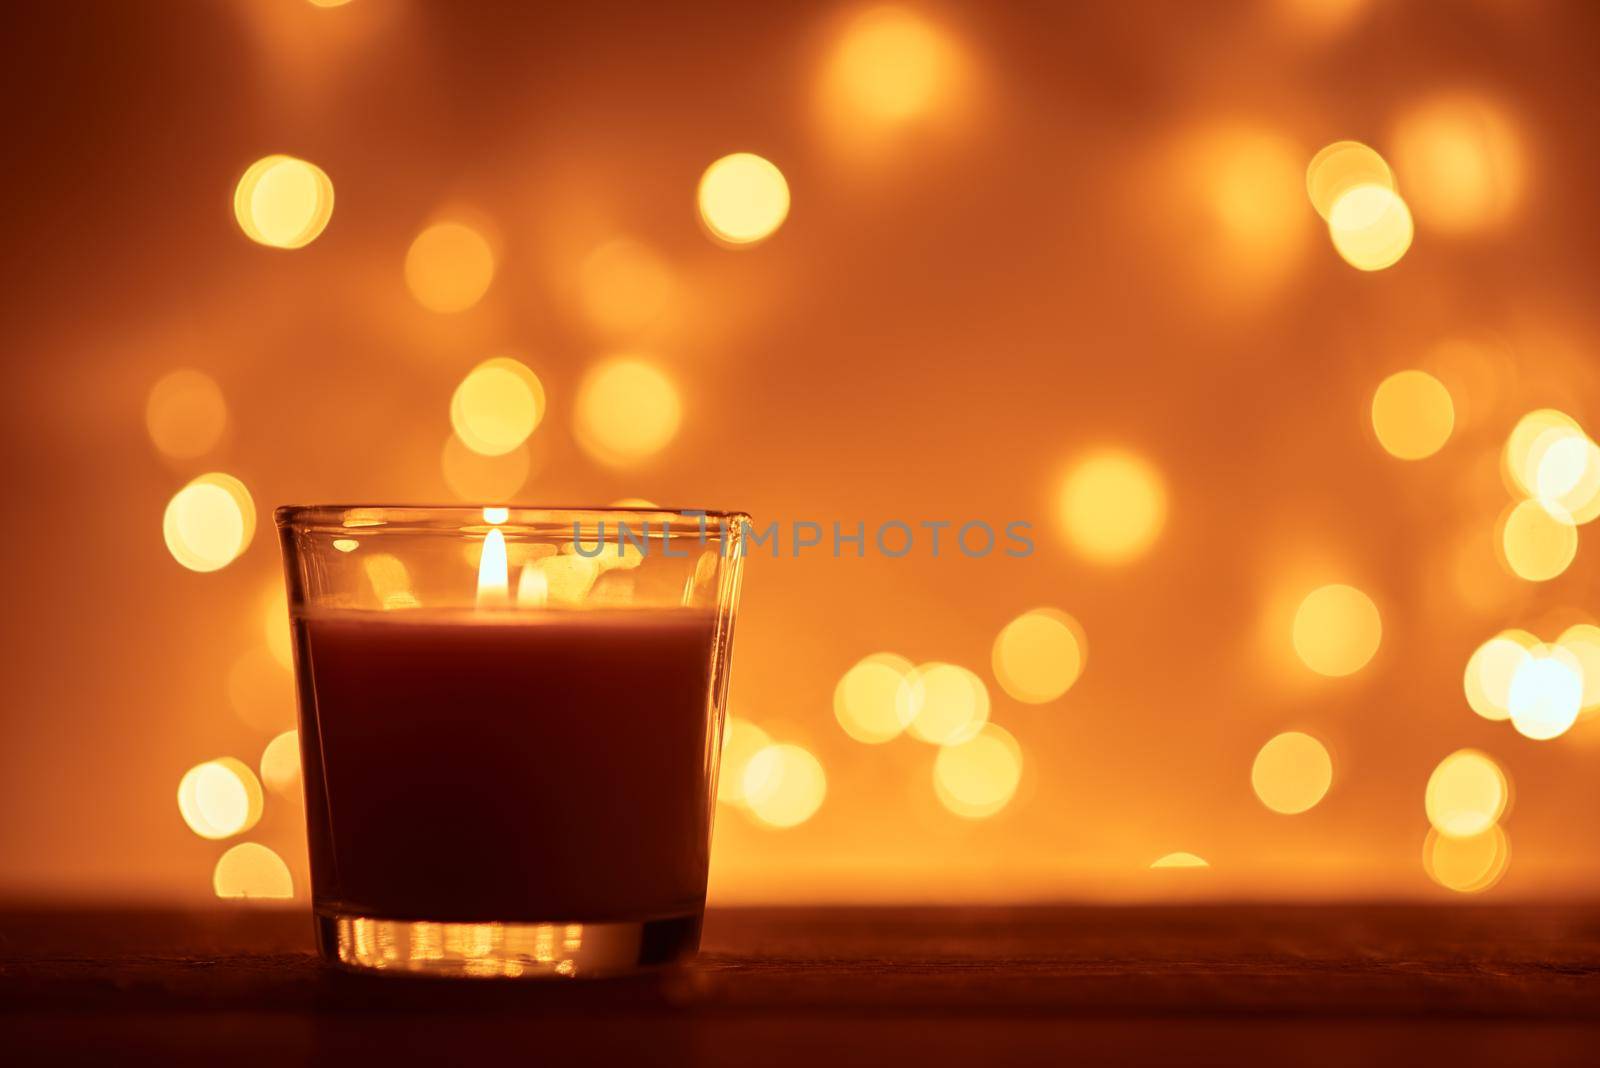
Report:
4,0,1599,904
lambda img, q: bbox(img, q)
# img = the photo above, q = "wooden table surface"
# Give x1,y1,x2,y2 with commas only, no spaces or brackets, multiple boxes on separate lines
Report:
3,904,1599,1064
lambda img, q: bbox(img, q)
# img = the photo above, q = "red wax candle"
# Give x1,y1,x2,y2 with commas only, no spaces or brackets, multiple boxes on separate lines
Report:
292,607,720,927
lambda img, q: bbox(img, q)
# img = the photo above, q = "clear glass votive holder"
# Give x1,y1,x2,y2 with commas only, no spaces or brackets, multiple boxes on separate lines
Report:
275,505,748,978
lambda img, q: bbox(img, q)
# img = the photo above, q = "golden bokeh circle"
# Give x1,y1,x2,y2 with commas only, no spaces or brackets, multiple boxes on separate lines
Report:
697,153,791,247
1424,749,1508,838
146,369,227,460
933,723,1023,820
1370,370,1454,460
233,155,334,249
213,843,295,900
1251,731,1333,815
573,357,682,466
1327,184,1414,271
450,357,546,457
405,221,496,313
991,608,1086,704
743,743,827,828
1057,450,1167,565
834,653,916,744
177,757,264,840
1292,584,1381,677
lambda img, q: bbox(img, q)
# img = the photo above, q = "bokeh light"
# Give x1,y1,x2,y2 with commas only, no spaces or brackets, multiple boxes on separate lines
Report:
259,730,301,798
933,723,1022,819
1057,450,1167,565
213,843,294,900
1507,646,1583,741
822,6,959,124
405,221,496,313
1327,184,1414,271
233,155,334,249
743,743,826,828
163,473,255,572
1251,731,1333,815
1423,825,1509,894
1424,750,1508,838
1150,852,1210,869
440,434,531,503
262,582,293,670
1291,584,1381,677
1305,140,1394,220
1497,498,1577,582
1463,630,1536,722
718,716,773,805
572,357,682,466
834,653,915,744
991,608,1086,704
1556,623,1600,712
177,758,264,839
579,238,673,334
697,153,790,247
1370,370,1454,460
1503,409,1582,498
1390,93,1525,234
145,369,227,460
899,662,990,745
450,357,546,457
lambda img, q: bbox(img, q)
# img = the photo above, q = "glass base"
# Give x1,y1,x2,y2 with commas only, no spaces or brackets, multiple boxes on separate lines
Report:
316,910,702,979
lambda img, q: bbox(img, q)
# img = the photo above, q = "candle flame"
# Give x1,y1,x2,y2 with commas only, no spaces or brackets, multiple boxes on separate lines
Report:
517,564,549,607
477,528,509,607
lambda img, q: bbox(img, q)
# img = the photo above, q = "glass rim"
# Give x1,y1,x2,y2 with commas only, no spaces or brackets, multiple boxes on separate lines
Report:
275,503,751,535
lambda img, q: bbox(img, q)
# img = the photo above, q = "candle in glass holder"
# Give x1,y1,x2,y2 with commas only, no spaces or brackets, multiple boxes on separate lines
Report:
277,506,746,978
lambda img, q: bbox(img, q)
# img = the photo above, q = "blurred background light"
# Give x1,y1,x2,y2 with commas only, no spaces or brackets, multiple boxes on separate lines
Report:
717,716,773,805
1390,93,1526,234
233,155,334,249
145,369,227,460
440,434,532,503
822,6,958,125
212,842,294,900
1423,825,1509,894
1463,630,1536,722
449,356,545,457
1504,409,1582,498
1251,731,1333,814
177,758,264,840
899,662,990,745
405,221,496,313
262,582,293,670
259,730,301,798
1424,749,1508,838
991,608,1086,704
834,652,916,743
932,723,1022,819
1507,646,1583,740
1496,498,1577,582
1292,584,1381,677
572,356,682,466
1556,623,1600,713
579,238,673,335
1370,369,1454,460
696,153,790,246
1150,852,1210,869
743,743,826,828
1057,450,1167,565
1327,184,1414,271
163,473,255,572
1305,140,1394,220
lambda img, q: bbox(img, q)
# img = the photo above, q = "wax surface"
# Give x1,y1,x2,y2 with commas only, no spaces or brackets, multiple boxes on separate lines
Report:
294,608,721,923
